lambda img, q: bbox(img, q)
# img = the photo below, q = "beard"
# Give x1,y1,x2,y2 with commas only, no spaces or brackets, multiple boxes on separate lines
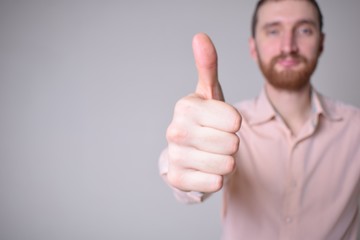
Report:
258,52,319,91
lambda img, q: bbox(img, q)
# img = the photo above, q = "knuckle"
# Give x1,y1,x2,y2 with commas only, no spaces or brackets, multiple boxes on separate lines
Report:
166,124,188,144
167,97,198,144
231,109,242,132
212,175,224,192
167,169,189,191
224,156,236,173
228,134,240,154
167,146,184,166
166,170,181,188
166,149,190,190
175,96,196,114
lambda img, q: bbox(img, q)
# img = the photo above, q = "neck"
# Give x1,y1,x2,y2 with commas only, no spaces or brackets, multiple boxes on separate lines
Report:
265,83,312,136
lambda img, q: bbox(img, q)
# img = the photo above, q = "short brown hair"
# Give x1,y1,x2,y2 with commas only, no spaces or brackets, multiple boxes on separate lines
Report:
251,0,324,37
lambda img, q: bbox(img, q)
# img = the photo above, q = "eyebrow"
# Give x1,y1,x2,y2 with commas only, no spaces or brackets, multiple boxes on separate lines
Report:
295,19,318,28
261,21,281,32
262,19,319,31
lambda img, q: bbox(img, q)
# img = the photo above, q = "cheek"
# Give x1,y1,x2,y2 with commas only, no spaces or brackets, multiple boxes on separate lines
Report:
299,41,322,60
257,43,279,64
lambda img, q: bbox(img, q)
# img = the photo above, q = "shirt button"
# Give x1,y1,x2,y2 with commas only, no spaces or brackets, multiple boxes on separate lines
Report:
285,217,292,224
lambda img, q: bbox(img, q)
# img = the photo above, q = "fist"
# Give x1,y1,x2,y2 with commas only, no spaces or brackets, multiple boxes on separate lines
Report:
166,33,242,193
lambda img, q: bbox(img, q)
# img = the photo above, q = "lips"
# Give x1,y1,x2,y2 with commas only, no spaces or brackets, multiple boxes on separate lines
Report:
277,58,300,68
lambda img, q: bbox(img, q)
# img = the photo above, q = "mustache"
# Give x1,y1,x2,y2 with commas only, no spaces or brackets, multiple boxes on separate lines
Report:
273,53,307,62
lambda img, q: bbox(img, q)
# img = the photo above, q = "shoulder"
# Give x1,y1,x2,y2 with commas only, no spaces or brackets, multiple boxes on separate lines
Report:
232,97,259,123
320,93,360,121
318,94,360,141
233,97,257,113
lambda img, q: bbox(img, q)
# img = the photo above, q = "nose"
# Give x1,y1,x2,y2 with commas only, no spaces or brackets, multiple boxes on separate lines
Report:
281,31,298,54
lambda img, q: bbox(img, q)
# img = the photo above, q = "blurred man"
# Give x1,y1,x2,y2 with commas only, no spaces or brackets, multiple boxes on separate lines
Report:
159,0,360,239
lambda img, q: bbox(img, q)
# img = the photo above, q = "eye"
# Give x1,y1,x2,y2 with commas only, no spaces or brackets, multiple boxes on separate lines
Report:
298,26,314,36
266,28,280,36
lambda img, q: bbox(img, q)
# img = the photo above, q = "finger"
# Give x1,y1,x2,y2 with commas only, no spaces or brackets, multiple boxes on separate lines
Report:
168,168,223,193
193,33,224,101
194,97,242,133
168,146,236,176
173,95,241,133
167,117,240,155
191,127,240,155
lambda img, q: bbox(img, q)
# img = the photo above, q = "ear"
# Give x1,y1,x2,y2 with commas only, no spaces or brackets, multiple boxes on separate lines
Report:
249,37,258,62
318,33,325,56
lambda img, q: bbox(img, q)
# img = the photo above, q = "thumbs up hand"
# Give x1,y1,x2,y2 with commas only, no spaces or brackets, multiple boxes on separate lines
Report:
166,33,242,193
193,33,224,101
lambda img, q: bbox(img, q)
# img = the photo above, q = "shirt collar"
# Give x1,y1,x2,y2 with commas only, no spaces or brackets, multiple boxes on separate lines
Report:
247,86,342,126
311,88,343,121
247,88,276,125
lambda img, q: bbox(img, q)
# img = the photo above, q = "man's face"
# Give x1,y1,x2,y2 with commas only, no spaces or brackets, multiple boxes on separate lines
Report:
250,0,324,91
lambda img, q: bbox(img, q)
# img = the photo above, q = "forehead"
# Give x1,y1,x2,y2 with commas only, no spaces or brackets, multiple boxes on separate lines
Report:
257,0,319,27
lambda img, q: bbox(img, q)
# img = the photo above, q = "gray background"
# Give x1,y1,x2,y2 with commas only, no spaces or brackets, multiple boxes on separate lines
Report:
0,1,359,240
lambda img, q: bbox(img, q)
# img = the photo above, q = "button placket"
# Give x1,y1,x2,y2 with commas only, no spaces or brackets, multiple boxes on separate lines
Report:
282,143,298,228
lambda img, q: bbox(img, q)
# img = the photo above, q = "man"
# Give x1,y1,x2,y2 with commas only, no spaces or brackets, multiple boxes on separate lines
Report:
159,0,360,239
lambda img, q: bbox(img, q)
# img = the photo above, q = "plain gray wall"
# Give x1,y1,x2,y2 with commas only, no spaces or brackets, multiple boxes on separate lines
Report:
0,1,359,240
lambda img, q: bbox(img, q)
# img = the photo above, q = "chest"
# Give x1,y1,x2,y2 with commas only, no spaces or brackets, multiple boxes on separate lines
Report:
235,119,360,206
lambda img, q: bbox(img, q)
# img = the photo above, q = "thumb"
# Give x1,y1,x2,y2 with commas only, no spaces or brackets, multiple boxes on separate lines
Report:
193,33,224,101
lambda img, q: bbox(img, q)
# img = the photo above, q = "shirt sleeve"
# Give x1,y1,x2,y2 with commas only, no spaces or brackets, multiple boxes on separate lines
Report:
158,148,212,204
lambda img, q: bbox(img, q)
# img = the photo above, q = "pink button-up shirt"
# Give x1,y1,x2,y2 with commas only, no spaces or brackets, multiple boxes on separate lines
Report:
159,88,360,240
